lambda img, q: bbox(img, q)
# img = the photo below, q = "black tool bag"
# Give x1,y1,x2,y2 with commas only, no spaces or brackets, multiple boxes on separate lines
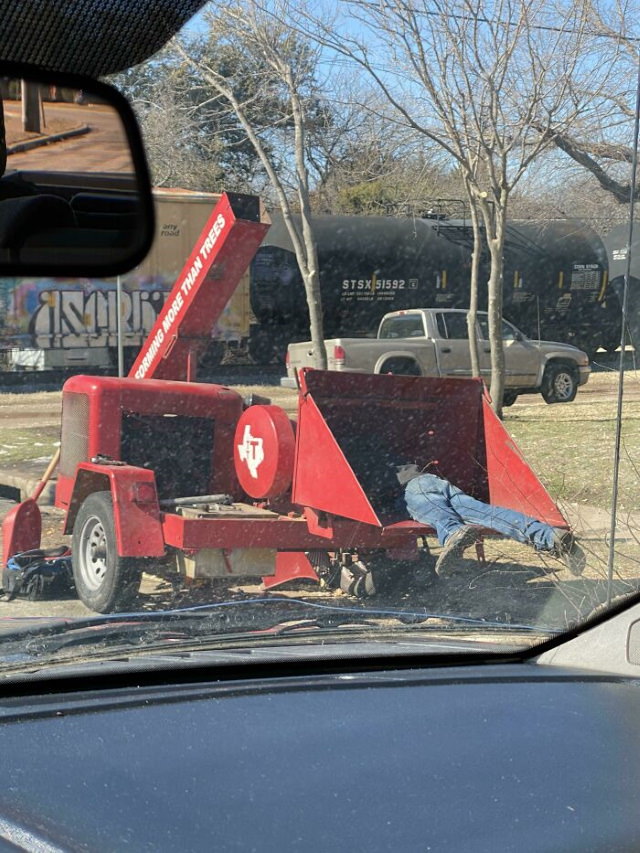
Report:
2,547,74,601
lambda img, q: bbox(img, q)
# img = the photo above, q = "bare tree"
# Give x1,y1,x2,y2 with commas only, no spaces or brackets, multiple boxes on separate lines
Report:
306,0,602,412
174,0,328,368
533,2,637,210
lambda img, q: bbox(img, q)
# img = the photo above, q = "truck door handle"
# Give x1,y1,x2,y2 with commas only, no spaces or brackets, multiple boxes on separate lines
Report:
440,347,451,353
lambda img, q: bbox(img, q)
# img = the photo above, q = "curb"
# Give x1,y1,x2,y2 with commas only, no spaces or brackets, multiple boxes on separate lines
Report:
0,467,57,506
7,124,91,155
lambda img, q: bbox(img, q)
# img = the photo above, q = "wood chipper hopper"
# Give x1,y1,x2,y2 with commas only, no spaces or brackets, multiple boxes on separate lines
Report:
240,368,568,591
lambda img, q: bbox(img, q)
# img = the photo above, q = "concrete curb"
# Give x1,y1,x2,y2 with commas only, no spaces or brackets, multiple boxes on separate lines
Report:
7,124,90,155
0,464,57,505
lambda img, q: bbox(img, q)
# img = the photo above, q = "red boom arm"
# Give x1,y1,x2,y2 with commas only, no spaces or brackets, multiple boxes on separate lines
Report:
129,192,270,382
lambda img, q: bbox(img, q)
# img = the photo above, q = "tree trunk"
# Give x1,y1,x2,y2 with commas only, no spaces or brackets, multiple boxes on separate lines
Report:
465,191,482,378
485,221,507,416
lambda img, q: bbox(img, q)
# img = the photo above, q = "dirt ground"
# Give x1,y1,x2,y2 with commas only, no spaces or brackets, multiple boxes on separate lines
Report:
0,375,639,635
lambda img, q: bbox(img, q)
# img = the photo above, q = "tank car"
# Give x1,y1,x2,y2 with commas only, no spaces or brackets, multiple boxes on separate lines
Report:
249,212,610,363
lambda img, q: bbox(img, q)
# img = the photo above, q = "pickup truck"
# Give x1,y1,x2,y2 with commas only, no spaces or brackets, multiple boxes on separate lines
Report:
285,308,591,405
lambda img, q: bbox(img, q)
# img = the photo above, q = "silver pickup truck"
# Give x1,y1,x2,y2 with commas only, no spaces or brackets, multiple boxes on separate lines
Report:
286,308,591,405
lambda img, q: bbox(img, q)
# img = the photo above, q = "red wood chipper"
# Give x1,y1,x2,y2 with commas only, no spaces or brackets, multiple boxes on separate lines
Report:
3,192,568,612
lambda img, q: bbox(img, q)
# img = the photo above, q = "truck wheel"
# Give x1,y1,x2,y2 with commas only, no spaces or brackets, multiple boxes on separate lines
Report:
541,363,578,404
72,491,143,613
380,358,421,376
503,392,518,407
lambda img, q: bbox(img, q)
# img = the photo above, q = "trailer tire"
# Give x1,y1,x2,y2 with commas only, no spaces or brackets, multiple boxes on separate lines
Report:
503,391,518,407
541,363,578,404
72,491,144,613
379,358,421,376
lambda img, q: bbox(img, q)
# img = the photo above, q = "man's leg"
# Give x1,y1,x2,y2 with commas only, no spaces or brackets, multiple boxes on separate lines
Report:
404,477,467,545
448,492,556,550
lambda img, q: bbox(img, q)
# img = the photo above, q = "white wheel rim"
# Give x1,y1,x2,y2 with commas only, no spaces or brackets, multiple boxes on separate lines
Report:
78,514,109,592
554,372,573,400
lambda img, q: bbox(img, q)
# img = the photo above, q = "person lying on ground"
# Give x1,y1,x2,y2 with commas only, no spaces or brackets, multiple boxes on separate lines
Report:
394,463,586,578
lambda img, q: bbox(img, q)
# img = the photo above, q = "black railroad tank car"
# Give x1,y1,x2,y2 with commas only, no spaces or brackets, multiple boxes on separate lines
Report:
249,213,611,362
603,223,638,352
499,218,614,354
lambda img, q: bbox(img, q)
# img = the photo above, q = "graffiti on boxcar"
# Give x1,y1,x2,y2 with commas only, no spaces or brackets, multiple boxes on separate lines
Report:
1,280,168,349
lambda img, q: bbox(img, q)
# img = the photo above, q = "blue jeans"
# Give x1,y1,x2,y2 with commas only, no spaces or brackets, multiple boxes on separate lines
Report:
404,474,557,551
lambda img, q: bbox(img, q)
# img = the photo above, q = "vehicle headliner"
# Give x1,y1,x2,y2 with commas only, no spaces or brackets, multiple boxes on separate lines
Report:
0,0,208,77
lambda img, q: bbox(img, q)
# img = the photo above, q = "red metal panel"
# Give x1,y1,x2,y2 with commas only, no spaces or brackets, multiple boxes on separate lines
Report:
160,512,429,551
262,552,320,589
294,369,565,531
129,193,269,382
292,390,381,526
482,396,567,527
56,375,245,508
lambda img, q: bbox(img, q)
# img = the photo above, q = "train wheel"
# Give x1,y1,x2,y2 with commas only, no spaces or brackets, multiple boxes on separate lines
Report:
199,341,225,370
380,358,421,376
541,363,578,404
248,330,275,365
72,491,143,613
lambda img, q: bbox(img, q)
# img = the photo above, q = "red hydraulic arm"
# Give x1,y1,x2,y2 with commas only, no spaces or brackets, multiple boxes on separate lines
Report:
129,192,270,382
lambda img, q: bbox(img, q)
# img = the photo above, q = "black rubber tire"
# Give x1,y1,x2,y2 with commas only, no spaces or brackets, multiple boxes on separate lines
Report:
541,363,578,404
72,491,144,613
380,358,421,376
502,391,518,407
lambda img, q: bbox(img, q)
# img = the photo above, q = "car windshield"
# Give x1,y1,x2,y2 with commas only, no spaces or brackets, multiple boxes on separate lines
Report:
0,0,639,677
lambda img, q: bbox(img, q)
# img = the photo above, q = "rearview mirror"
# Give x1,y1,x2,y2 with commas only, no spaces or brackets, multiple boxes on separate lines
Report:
0,61,153,275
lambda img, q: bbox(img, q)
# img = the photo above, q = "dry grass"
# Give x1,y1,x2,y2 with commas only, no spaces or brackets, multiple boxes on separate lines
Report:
504,370,640,513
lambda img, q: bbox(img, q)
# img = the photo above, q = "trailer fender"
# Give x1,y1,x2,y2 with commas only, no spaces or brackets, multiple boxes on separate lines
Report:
63,463,165,558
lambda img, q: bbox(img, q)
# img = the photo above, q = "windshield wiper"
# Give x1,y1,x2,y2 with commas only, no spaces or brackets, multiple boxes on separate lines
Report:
0,597,553,666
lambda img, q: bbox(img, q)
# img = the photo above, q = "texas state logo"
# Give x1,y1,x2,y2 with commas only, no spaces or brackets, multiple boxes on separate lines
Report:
237,424,264,479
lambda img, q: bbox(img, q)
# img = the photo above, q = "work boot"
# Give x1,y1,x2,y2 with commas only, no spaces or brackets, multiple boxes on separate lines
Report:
549,529,587,576
435,525,481,578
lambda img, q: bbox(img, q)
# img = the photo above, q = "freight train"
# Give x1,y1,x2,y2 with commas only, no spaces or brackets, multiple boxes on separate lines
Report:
603,223,640,353
0,201,620,375
248,212,617,363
